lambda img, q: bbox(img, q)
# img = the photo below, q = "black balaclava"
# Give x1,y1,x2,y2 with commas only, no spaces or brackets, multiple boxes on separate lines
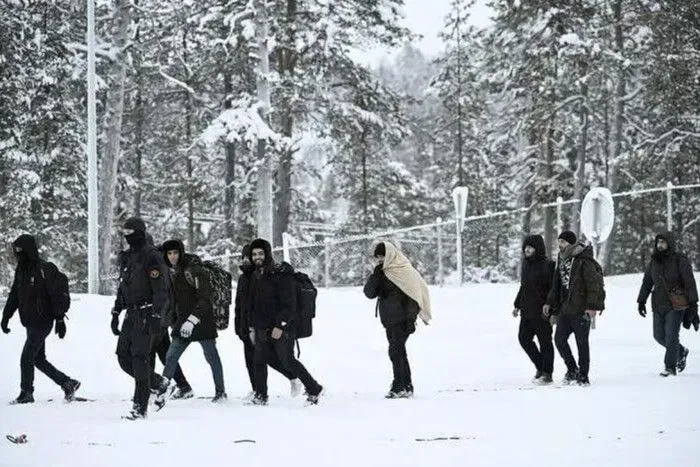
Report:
123,217,147,250
13,234,40,268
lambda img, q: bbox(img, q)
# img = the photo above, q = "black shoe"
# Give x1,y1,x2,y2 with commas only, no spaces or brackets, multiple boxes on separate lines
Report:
10,391,34,405
212,391,228,403
660,368,677,377
62,379,81,401
678,348,689,373
172,386,194,400
563,369,579,384
533,370,543,381
123,404,147,420
305,386,323,406
576,375,590,386
538,373,553,384
245,393,268,406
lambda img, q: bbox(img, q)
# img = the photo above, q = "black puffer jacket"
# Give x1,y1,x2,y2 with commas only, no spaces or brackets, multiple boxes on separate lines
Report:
363,265,419,329
245,239,297,331
162,240,217,341
2,235,61,328
547,242,606,316
514,235,556,320
234,263,254,339
637,232,698,312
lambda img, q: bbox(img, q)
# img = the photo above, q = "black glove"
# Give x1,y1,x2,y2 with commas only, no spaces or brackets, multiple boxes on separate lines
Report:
638,303,646,318
682,303,698,331
1,316,9,334
55,318,66,339
111,311,121,336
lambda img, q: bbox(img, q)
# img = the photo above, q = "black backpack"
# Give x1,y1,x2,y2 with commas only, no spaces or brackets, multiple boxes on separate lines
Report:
293,272,317,338
198,260,233,330
41,262,71,318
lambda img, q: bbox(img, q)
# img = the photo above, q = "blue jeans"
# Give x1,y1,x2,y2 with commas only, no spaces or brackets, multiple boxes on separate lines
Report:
653,309,686,370
164,337,225,393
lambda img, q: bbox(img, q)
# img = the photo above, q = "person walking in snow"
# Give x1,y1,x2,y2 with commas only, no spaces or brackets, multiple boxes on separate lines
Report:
637,232,698,376
234,244,301,401
154,240,226,409
110,217,171,420
363,242,432,398
1,234,81,404
244,238,324,406
513,235,556,384
544,231,605,386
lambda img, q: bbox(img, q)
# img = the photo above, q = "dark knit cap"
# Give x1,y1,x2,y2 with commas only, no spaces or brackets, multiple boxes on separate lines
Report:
373,242,386,257
558,230,577,246
123,217,146,233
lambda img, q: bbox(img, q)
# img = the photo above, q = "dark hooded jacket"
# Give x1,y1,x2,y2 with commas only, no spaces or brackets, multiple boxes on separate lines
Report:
546,242,606,316
244,239,297,331
637,232,698,313
363,265,420,330
514,235,556,320
162,240,217,341
2,235,64,328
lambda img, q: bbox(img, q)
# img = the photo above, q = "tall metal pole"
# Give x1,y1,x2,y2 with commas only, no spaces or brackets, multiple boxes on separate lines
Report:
666,181,673,232
87,0,99,294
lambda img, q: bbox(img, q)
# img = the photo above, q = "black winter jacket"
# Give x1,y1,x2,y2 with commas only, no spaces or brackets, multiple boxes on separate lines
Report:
637,232,698,312
234,264,254,339
163,242,217,341
114,243,170,320
547,243,606,316
514,235,556,320
363,265,419,329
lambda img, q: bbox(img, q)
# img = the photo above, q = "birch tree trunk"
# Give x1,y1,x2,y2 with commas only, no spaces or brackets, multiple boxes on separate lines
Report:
254,0,273,242
98,0,131,293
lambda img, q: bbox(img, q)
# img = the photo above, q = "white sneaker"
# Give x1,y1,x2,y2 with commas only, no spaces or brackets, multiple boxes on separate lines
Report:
290,378,302,398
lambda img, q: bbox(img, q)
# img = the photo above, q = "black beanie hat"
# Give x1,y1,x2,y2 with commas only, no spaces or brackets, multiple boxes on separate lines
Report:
558,230,577,246
373,242,386,257
123,217,146,233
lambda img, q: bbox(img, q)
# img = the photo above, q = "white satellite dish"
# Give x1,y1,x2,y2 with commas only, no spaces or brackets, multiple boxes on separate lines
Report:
580,187,615,244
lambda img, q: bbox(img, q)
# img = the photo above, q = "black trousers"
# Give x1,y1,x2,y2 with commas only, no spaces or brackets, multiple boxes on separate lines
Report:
116,310,160,410
518,316,554,374
554,313,591,377
386,323,412,392
20,321,70,393
150,330,190,389
252,329,321,398
242,335,294,390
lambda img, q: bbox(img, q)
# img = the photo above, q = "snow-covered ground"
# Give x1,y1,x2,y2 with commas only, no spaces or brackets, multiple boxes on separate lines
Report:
1,274,699,467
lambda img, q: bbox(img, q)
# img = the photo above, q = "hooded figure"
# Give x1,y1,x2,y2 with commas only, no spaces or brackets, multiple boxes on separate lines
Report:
364,241,429,398
1,234,81,404
513,235,556,383
637,232,698,376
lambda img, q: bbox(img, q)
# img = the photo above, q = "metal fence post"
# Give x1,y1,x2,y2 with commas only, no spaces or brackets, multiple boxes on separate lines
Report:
436,218,444,286
556,196,563,234
666,181,673,231
282,232,291,263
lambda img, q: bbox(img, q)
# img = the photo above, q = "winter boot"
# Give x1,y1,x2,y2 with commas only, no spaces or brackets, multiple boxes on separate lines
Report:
660,368,677,377
212,391,228,403
10,391,34,405
172,386,194,400
305,386,324,406
532,370,543,382
678,348,689,373
538,373,553,385
401,384,414,398
123,404,147,420
62,379,81,401
154,379,177,411
563,369,579,385
290,378,303,397
576,374,590,386
245,393,268,406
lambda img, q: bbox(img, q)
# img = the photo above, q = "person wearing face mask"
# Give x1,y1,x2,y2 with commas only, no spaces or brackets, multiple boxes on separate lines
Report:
110,217,171,420
1,234,81,404
637,232,698,377
544,231,606,386
513,235,556,384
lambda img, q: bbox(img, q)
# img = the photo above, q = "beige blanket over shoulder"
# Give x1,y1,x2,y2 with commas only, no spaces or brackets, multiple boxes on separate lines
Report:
381,242,432,325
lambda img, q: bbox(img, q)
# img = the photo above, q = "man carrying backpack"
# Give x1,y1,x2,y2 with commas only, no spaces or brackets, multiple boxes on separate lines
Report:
637,232,698,376
1,234,81,404
154,240,227,409
111,217,171,420
234,244,301,400
244,238,323,406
